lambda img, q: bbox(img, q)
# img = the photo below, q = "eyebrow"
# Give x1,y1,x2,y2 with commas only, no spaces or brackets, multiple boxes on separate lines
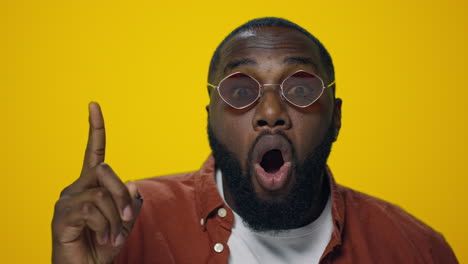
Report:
222,56,317,74
283,56,318,69
223,58,257,73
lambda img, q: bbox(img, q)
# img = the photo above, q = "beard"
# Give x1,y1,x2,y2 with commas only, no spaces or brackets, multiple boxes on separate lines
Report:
208,122,336,232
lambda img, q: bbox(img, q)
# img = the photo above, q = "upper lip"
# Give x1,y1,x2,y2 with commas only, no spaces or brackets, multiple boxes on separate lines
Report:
252,134,292,164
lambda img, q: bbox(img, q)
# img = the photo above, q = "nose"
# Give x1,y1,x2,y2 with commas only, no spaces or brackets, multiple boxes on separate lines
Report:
252,86,291,131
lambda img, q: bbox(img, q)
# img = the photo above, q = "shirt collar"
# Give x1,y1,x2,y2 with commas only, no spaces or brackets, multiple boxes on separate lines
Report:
194,155,226,224
325,166,345,247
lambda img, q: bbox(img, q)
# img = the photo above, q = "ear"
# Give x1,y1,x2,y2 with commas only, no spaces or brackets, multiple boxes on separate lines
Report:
206,86,214,116
333,98,342,140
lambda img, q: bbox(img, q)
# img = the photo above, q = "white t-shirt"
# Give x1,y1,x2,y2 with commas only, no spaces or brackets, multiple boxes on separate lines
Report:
215,170,333,264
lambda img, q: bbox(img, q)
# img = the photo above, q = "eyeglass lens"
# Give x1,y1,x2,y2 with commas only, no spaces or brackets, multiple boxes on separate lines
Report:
218,72,260,109
282,71,324,107
218,71,324,108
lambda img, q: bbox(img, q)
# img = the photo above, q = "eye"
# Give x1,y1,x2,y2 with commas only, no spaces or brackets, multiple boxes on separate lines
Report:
230,86,256,100
286,85,314,98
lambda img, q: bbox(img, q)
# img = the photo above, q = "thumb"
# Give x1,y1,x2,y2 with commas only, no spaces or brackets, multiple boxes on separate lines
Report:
124,181,143,224
123,181,143,229
113,181,142,251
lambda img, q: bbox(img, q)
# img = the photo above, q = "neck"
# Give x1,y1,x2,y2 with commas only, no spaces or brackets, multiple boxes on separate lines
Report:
299,171,330,227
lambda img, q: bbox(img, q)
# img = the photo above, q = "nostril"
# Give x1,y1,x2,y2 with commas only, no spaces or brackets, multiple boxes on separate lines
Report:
275,120,285,127
257,120,268,127
256,119,286,128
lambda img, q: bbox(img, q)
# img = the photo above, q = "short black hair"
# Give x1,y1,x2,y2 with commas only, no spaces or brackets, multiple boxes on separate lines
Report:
208,17,335,93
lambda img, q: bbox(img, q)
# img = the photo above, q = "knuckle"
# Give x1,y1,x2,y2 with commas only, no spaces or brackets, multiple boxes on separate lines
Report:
54,198,71,213
52,204,63,227
51,206,68,228
114,187,129,202
97,162,110,172
59,186,72,197
93,147,105,158
81,202,93,217
59,178,85,197
94,188,109,200
54,199,65,212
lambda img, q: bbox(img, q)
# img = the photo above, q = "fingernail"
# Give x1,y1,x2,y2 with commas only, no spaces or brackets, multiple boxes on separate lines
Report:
114,232,125,247
122,205,133,221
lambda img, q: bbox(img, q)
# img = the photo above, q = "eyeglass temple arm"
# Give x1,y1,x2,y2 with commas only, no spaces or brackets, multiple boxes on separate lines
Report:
326,81,335,88
207,83,217,88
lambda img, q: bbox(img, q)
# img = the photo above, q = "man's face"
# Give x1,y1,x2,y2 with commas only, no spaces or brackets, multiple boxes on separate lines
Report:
208,26,342,230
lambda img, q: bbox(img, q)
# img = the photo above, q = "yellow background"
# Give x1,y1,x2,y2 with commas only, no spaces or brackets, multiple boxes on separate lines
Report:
2,0,467,262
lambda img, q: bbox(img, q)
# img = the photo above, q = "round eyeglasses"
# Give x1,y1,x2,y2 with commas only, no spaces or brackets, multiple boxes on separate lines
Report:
207,70,335,109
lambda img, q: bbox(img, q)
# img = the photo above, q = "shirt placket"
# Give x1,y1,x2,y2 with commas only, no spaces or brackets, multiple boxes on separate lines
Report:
204,205,234,264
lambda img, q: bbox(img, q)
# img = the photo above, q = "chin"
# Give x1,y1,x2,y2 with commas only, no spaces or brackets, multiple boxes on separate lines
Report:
250,167,297,200
208,122,336,232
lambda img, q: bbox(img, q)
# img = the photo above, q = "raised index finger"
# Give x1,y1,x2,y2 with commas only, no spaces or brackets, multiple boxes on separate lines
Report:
82,102,106,171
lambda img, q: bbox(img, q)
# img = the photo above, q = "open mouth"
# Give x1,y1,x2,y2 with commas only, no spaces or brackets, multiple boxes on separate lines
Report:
252,135,293,191
260,149,285,173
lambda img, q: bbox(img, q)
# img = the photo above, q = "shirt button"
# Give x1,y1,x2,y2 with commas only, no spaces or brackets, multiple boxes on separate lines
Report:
214,243,224,253
200,218,204,226
217,208,227,218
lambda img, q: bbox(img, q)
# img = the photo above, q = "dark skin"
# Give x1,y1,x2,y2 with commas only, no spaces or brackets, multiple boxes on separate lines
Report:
208,26,342,224
51,26,342,263
52,103,142,264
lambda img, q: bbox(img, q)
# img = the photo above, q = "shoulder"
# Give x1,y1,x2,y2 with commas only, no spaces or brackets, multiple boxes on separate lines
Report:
129,171,204,239
338,185,433,236
134,171,198,205
337,185,458,263
114,172,201,264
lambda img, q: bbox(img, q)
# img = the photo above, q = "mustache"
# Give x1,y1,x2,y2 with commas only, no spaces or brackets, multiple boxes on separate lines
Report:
250,130,294,152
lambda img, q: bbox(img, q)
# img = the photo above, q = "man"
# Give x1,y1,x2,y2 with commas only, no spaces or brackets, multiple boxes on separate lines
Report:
52,17,458,263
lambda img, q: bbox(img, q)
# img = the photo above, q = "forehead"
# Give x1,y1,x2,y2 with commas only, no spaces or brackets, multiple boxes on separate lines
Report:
217,27,323,78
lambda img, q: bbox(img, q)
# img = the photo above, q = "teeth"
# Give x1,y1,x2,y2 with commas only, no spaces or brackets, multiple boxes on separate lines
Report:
260,149,284,173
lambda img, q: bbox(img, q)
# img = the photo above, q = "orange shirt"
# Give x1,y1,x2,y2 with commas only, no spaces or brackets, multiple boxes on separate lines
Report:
114,156,458,263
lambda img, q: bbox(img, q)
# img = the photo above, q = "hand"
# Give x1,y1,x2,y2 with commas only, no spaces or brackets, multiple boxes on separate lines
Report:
52,102,141,264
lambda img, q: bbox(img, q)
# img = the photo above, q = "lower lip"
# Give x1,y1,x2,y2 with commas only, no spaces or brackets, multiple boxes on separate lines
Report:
254,162,292,191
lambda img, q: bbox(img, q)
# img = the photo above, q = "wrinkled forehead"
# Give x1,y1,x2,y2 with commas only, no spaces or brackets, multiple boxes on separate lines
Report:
217,27,324,80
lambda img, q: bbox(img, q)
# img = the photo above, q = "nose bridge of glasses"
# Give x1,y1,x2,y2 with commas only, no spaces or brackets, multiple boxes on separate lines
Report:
260,83,283,94
257,83,286,106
